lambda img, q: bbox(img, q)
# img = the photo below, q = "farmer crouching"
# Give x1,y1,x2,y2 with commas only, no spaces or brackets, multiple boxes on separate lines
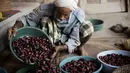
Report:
8,0,94,55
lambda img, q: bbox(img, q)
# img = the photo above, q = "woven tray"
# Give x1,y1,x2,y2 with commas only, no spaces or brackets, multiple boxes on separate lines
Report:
113,65,130,73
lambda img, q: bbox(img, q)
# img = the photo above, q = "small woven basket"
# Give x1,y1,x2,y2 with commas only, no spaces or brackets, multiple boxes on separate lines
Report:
113,65,130,73
0,0,12,11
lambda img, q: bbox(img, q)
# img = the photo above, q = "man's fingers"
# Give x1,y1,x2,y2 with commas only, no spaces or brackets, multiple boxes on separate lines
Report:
52,52,57,59
8,28,12,40
8,27,17,40
12,28,16,36
51,52,58,62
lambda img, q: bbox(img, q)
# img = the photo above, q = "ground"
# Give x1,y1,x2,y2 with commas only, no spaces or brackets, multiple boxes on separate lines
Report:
82,12,130,56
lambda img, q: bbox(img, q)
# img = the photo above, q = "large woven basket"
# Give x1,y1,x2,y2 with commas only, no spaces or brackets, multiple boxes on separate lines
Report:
0,0,12,11
113,65,130,73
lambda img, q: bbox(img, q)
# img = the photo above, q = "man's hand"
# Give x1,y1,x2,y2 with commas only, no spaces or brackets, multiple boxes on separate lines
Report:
54,45,67,52
8,27,17,40
7,21,23,40
51,45,68,62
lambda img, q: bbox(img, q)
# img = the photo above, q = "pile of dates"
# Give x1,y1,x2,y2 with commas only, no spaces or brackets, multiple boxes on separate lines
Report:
28,62,60,73
99,53,130,66
61,58,98,73
12,36,60,73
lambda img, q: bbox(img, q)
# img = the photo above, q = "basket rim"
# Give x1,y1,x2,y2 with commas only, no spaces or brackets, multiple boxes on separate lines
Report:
59,56,103,73
97,50,130,68
9,27,53,65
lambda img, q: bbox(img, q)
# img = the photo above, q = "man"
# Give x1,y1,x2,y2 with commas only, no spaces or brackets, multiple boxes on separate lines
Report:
8,0,93,55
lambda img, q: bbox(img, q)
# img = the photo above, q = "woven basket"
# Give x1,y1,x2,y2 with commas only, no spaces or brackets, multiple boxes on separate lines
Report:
113,65,130,73
0,0,12,11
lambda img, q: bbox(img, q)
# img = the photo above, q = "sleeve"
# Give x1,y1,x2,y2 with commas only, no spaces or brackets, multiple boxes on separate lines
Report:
80,21,94,38
17,3,55,27
65,23,81,53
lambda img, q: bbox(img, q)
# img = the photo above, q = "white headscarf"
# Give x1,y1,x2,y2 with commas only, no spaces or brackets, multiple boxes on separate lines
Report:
54,0,79,11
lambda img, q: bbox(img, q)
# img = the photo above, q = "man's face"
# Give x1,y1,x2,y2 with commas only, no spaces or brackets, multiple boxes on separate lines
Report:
56,7,71,20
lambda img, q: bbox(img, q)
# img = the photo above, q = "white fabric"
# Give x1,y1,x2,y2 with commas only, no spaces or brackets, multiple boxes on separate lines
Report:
66,39,79,53
54,0,79,10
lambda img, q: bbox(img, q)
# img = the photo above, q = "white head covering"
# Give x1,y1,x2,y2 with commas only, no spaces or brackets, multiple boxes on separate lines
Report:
54,0,79,11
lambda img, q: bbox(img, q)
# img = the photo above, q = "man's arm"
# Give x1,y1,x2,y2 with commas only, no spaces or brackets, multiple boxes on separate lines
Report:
17,3,55,27
65,23,81,53
8,3,55,40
